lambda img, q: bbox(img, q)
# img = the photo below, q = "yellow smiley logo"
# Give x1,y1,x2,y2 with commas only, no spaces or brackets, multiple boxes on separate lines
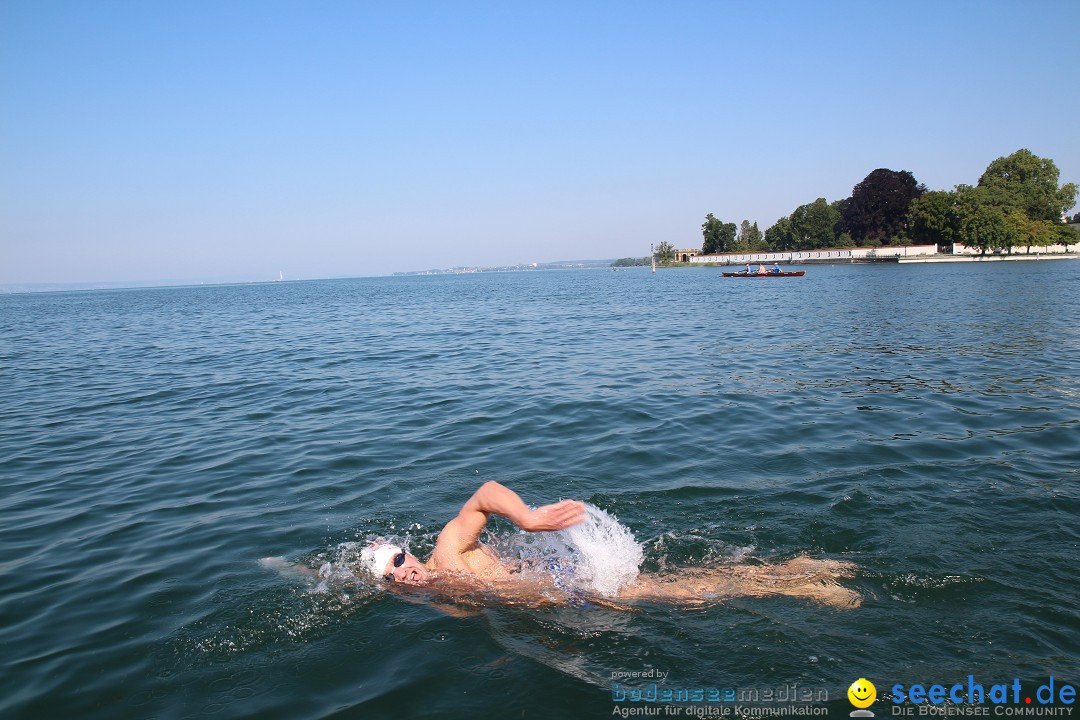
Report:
848,678,877,708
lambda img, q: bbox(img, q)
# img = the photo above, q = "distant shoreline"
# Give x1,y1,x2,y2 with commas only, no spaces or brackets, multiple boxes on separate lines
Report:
6,254,1077,294
0,264,616,294
392,260,615,276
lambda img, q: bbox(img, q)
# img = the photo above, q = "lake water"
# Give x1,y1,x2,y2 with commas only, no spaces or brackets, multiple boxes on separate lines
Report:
2,262,1078,719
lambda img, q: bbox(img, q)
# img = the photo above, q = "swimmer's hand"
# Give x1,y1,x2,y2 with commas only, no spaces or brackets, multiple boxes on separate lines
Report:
451,482,586,546
440,483,587,557
519,499,586,532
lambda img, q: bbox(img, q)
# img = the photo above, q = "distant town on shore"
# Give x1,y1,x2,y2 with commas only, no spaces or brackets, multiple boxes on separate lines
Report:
392,260,616,276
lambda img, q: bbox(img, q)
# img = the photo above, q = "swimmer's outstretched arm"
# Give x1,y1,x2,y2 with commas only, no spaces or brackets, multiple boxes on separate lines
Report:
435,481,586,555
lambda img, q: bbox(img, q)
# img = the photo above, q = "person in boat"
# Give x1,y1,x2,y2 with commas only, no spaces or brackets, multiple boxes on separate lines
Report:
744,263,752,275
771,263,781,273
757,263,768,274
356,481,860,608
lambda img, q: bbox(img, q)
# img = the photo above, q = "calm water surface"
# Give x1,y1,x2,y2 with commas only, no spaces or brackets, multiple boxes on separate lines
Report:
2,263,1078,719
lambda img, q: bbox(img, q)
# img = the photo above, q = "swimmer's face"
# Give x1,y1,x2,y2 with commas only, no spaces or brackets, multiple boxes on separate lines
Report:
384,552,428,584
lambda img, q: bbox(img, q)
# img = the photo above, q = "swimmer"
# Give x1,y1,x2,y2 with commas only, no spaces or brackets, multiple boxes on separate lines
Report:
350,482,861,609
365,481,586,585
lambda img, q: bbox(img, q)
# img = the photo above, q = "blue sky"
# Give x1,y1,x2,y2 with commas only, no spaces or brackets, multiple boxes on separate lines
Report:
2,0,1078,284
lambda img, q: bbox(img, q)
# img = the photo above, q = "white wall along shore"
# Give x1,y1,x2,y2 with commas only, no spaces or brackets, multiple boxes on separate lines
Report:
682,243,1080,266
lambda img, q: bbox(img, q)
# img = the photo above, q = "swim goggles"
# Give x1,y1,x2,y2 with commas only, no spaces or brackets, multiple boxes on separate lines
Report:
384,550,407,581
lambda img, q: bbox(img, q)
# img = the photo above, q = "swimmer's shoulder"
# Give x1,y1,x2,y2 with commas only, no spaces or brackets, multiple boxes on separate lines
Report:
429,539,506,578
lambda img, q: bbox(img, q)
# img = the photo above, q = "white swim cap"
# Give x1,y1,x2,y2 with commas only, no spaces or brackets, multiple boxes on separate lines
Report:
360,542,404,578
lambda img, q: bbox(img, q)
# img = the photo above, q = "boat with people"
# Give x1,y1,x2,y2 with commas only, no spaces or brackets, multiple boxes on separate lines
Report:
722,270,805,277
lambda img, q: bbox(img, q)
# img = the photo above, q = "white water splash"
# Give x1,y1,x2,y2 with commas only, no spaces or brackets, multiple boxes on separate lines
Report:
508,503,643,597
559,503,643,596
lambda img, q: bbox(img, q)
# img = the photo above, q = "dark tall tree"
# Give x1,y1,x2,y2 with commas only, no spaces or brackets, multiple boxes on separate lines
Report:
843,169,926,245
701,214,737,254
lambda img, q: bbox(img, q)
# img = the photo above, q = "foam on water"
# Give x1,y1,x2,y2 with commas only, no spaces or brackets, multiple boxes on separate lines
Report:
506,503,643,597
559,503,644,596
645,530,757,573
315,541,368,592
310,537,419,593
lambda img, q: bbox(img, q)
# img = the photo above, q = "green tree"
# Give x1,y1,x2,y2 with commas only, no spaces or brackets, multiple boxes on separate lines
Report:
979,149,1078,222
749,227,769,252
831,198,850,239
908,190,959,250
765,216,795,251
1004,212,1054,253
701,214,737,254
950,150,1078,254
737,220,765,252
790,198,841,249
701,214,722,254
655,241,676,263
731,220,750,253
1003,210,1028,254
955,185,1008,254
1054,224,1079,247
